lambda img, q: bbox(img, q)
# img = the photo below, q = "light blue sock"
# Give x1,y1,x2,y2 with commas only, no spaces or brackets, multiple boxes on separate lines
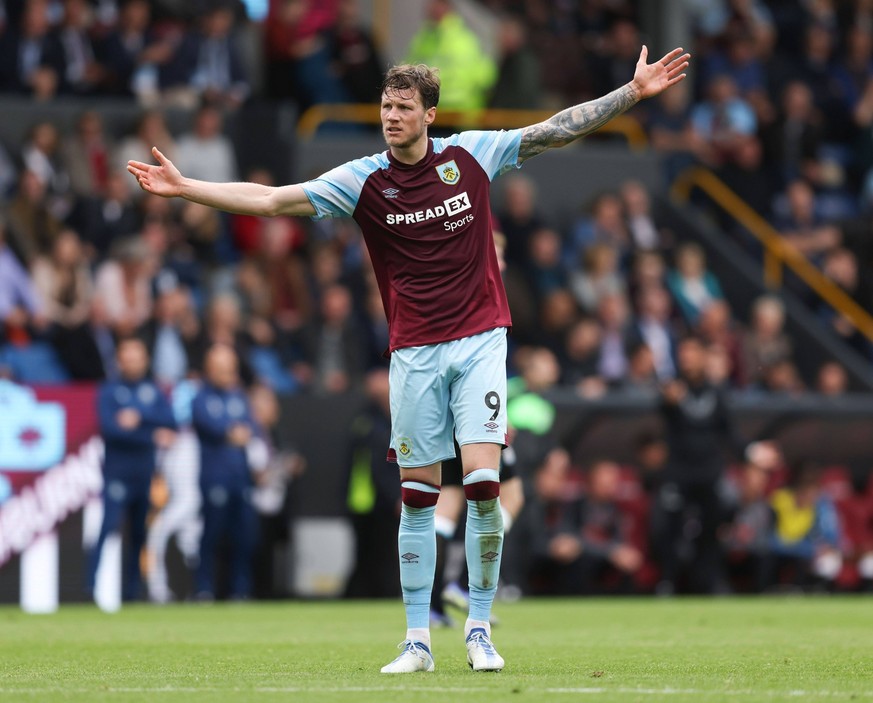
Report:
463,468,503,624
398,481,439,631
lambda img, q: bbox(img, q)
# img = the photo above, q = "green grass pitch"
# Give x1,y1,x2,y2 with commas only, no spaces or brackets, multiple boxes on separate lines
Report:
1,597,871,702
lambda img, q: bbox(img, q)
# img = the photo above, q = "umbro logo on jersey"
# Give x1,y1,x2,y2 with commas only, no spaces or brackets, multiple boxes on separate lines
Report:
382,188,400,199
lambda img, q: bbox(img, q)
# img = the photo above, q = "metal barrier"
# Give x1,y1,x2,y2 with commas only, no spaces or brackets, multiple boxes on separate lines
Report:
671,166,873,345
295,103,649,150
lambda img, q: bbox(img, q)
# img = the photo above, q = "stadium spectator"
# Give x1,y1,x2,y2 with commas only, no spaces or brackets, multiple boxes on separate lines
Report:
690,73,757,166
93,236,155,337
561,317,605,396
21,121,70,201
192,344,257,600
497,173,549,268
587,19,641,100
488,12,541,110
61,110,115,199
741,295,793,387
621,180,666,252
88,337,177,601
566,192,630,268
405,0,496,112
54,0,105,96
31,228,104,379
569,242,625,315
596,291,632,384
547,459,643,595
137,284,197,386
0,218,47,346
816,360,849,397
68,169,141,259
524,228,568,306
770,464,843,591
721,463,775,593
4,169,63,266
175,103,238,184
629,285,677,381
817,247,873,358
623,341,658,393
294,282,365,394
646,81,707,180
190,294,254,385
160,3,250,109
328,0,384,104
773,179,840,263
96,0,172,101
0,0,65,99
714,134,774,222
666,242,725,326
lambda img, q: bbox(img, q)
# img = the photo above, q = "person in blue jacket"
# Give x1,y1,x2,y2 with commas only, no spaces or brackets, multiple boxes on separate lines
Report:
88,337,177,601
191,343,257,600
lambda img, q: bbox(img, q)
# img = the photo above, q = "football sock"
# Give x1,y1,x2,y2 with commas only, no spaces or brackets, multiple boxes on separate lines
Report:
462,469,503,627
398,481,440,632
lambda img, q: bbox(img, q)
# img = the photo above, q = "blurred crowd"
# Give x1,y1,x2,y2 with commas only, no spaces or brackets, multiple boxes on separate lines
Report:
0,0,873,599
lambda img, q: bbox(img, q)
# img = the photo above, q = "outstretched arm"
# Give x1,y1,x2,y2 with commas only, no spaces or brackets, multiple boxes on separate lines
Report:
127,147,316,217
518,46,690,162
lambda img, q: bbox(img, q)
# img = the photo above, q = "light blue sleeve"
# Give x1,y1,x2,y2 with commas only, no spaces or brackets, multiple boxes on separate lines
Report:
434,129,523,180
300,152,389,219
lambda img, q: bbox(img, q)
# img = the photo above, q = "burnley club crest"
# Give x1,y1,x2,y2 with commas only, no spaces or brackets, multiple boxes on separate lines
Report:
436,160,460,185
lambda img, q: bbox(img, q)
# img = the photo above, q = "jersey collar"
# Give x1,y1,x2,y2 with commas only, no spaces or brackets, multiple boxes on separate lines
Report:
387,138,434,169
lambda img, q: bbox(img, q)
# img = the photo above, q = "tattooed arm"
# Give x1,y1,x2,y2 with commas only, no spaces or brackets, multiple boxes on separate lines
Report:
518,46,690,163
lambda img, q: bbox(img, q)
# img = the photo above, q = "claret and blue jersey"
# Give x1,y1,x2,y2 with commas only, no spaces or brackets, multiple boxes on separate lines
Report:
301,129,524,354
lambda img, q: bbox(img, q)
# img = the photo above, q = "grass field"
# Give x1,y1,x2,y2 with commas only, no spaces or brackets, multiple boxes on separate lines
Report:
1,597,872,702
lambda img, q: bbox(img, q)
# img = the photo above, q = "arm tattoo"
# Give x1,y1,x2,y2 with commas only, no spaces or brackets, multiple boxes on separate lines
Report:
518,83,640,161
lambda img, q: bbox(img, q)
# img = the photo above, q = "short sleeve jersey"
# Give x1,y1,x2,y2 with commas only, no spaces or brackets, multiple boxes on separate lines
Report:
302,129,523,354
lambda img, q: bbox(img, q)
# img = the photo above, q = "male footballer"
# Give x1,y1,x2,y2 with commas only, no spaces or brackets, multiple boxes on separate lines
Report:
128,44,690,673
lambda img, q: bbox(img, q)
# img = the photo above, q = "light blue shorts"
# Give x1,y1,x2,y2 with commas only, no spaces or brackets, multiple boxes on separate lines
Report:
389,327,508,468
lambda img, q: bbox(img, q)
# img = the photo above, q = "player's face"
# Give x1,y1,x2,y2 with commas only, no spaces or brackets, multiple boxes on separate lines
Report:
380,88,434,150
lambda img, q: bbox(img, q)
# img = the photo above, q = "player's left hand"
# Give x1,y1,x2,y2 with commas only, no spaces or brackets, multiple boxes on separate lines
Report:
630,46,691,101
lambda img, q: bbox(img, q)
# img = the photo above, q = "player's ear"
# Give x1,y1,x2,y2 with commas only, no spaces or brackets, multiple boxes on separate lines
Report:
425,107,436,126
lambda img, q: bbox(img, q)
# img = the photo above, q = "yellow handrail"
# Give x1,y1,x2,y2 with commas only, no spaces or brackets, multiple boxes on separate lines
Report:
671,166,873,344
295,103,648,150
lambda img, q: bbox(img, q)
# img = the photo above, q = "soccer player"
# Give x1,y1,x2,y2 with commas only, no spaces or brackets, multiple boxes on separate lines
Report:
127,44,690,673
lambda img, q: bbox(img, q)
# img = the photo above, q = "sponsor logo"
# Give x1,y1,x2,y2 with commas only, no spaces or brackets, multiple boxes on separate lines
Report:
382,187,400,199
484,422,500,432
397,438,412,457
436,160,461,185
482,551,500,563
385,191,472,226
0,381,65,471
401,552,420,564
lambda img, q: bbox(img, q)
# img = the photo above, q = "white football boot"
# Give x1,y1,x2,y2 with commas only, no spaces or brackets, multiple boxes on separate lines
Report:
380,640,435,674
465,627,504,672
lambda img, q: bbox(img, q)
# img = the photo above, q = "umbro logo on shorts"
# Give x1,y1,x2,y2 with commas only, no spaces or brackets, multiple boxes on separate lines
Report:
401,552,420,563
484,422,499,431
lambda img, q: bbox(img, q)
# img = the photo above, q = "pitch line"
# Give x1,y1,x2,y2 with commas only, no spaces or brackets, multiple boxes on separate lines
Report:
0,686,872,697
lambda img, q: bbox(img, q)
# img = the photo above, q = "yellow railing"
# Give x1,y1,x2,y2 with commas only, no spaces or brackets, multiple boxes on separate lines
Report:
295,103,648,150
671,166,873,344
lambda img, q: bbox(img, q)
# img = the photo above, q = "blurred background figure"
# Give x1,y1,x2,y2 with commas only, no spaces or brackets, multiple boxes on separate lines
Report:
191,344,256,601
88,338,176,602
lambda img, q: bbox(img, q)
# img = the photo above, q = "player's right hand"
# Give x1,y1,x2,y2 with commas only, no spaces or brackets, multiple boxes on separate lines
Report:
127,146,183,198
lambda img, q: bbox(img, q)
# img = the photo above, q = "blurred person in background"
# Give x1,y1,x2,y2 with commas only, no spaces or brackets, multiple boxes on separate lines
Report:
629,284,678,381
405,0,495,112
62,110,115,199
696,299,744,386
690,74,757,167
666,242,725,326
31,228,104,379
621,180,666,253
115,110,177,180
88,337,177,601
569,243,625,316
93,235,154,338
175,102,238,185
721,463,774,593
770,463,843,591
54,0,105,95
566,192,630,269
22,121,70,202
816,360,848,397
328,0,384,105
654,336,780,595
190,293,254,385
560,317,603,392
68,169,142,259
773,179,840,264
97,0,173,101
0,0,64,99
596,291,632,384
137,284,199,387
0,216,47,346
488,12,541,110
817,247,873,359
160,2,250,109
249,383,305,599
497,173,548,268
191,344,257,600
741,295,793,387
547,459,643,595
5,169,64,265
